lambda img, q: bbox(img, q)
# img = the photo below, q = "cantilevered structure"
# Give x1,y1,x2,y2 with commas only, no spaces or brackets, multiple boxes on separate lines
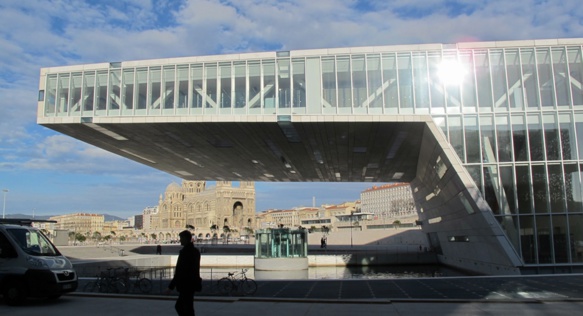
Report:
38,38,583,275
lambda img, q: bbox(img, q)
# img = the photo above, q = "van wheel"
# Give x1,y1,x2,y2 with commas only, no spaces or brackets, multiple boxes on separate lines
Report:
4,283,27,306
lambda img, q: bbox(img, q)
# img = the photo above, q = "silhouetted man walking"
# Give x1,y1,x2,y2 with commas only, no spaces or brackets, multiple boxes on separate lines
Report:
165,230,201,316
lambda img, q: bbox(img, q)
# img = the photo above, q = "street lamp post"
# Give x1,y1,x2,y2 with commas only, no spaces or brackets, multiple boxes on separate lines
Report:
2,189,8,219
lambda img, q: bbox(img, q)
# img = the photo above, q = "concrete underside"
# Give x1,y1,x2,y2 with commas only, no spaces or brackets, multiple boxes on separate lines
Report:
42,115,524,274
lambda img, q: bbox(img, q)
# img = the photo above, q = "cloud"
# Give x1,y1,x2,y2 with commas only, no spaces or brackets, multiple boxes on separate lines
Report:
2,0,583,216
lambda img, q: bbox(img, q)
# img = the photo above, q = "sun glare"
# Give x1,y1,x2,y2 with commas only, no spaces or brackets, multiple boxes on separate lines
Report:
438,60,467,85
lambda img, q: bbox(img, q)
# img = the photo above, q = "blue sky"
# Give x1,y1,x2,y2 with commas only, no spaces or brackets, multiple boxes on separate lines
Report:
1,0,582,218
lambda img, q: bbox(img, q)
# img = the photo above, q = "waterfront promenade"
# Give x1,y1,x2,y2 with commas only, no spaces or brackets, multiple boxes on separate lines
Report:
3,243,583,315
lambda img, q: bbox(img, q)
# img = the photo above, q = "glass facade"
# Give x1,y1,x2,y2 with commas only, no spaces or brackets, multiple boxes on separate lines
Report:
255,228,307,259
40,41,583,268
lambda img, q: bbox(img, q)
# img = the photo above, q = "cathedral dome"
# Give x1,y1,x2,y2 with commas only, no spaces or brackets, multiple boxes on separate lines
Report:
166,182,181,192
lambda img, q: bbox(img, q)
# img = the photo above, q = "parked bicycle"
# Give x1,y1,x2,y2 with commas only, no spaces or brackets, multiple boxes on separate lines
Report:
83,267,152,294
122,267,153,294
217,269,257,296
83,267,127,293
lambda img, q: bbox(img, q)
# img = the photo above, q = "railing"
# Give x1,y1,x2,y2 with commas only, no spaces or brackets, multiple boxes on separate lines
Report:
77,265,236,296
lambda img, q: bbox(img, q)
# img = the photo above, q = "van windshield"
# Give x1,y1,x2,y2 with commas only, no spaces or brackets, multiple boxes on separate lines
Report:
6,228,60,256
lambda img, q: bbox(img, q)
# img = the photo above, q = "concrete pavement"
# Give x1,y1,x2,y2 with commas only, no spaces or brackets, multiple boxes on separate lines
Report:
2,293,583,316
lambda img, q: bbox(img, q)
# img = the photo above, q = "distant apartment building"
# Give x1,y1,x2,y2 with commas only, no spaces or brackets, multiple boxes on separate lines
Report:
142,206,158,231
49,213,105,233
360,183,416,220
256,203,358,231
134,215,143,230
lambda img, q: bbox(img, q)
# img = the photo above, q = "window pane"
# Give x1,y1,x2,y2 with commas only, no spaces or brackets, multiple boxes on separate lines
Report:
548,164,566,213
233,62,246,108
484,165,500,214
569,214,583,263
532,164,549,213
464,116,480,163
428,52,445,110
490,50,508,110
149,67,161,113
412,53,429,109
45,75,57,115
337,56,351,108
516,165,532,214
163,67,175,110
70,73,82,114
521,49,540,108
552,215,569,263
537,48,554,108
191,65,203,108
496,115,512,162
109,70,121,111
248,62,260,109
460,51,477,110
559,113,577,160
352,55,366,108
322,57,336,108
177,66,189,109
564,164,582,213
57,74,70,115
96,71,108,111
382,53,398,110
277,59,290,108
543,114,560,160
505,49,524,109
536,215,552,263
466,165,482,193
397,54,413,109
552,48,570,106
575,113,583,159
567,47,583,105
122,69,134,111
220,63,232,108
135,69,147,111
475,51,492,109
367,54,383,108
528,114,544,161
500,165,517,214
292,59,305,109
480,115,496,163
204,64,218,111
448,116,464,162
512,115,528,161
519,215,536,263
262,60,275,110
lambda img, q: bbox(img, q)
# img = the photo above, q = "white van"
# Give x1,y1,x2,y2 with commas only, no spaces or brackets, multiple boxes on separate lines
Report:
0,219,77,305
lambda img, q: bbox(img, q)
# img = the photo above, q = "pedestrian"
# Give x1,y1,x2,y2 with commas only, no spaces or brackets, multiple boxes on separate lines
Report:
321,235,327,249
156,244,162,255
165,230,202,316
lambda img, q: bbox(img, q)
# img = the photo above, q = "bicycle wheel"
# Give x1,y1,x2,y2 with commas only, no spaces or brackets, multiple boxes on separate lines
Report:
83,281,98,292
137,278,152,293
240,279,257,296
217,278,233,295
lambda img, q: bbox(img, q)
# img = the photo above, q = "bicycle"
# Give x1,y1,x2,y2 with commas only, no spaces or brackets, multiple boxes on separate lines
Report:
217,269,257,296
83,267,127,293
123,268,153,294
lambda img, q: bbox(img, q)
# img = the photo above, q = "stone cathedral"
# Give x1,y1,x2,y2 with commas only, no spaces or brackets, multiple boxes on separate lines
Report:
149,180,255,240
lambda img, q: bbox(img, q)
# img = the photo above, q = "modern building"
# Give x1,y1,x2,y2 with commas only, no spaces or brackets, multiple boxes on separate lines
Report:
49,213,105,233
37,38,583,275
361,183,416,220
141,206,158,231
149,180,255,240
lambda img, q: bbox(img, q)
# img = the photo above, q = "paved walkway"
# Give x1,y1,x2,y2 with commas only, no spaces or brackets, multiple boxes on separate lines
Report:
2,293,583,316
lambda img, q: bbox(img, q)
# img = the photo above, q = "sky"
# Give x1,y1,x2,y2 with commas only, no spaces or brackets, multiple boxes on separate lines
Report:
1,0,582,219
